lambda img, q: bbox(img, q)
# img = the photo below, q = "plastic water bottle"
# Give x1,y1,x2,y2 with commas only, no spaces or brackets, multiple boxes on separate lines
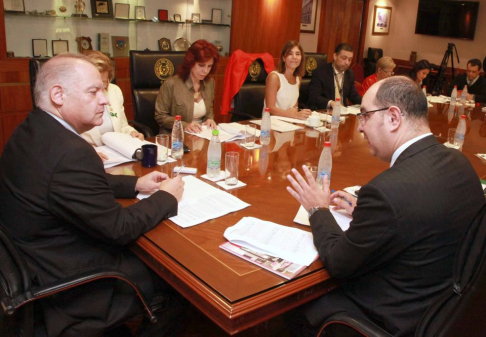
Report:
171,115,184,159
331,98,341,129
260,108,271,145
460,85,468,104
454,114,466,150
450,85,458,106
207,129,221,178
422,85,427,96
317,141,332,187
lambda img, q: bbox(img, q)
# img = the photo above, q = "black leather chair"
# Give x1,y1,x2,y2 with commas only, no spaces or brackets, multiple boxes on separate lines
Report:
29,57,117,109
129,50,185,137
230,58,268,122
298,53,327,109
317,202,486,337
0,225,156,336
363,47,383,78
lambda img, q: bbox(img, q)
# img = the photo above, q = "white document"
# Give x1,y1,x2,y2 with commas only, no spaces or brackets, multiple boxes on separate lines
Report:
250,117,303,132
318,113,345,122
345,105,361,115
95,145,136,169
219,123,260,137
224,217,318,266
185,125,243,142
138,176,250,228
293,205,352,232
101,132,154,159
429,95,450,104
272,116,306,124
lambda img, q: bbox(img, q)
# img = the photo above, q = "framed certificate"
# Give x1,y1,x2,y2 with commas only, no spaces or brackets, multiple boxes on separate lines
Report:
135,6,145,20
114,3,130,19
32,39,48,57
211,9,222,24
90,0,114,19
52,40,69,56
4,0,25,12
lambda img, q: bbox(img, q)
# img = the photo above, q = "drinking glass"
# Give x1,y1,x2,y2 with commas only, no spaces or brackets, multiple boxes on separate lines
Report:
156,134,169,163
448,128,456,146
245,125,256,148
225,152,239,186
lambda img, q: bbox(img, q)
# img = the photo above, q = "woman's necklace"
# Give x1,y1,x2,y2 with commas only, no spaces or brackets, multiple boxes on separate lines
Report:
194,91,200,100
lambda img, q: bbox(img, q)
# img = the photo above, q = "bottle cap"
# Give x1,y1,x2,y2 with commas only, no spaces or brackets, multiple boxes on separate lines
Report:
324,141,331,147
336,98,341,102
423,85,426,88
175,115,181,121
212,129,219,136
454,85,457,88
264,108,270,112
461,115,466,119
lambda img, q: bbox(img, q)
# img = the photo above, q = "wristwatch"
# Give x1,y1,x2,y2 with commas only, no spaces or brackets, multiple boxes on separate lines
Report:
308,206,327,219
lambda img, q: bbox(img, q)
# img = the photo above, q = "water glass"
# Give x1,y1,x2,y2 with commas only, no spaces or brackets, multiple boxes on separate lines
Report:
225,152,239,186
156,134,169,162
448,128,456,145
245,125,256,148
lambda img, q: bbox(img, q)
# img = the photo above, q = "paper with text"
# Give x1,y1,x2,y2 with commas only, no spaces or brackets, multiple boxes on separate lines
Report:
185,125,243,142
293,205,352,231
223,217,318,266
95,145,136,169
250,117,303,132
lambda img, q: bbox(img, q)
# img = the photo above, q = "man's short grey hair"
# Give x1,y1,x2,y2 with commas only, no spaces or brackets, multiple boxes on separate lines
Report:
374,76,428,122
34,53,87,108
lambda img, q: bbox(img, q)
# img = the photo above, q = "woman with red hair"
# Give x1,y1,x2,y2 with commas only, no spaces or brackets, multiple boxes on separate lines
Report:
155,39,219,133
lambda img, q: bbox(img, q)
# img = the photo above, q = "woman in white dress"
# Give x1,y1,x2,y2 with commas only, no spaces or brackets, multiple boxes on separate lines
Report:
264,40,312,120
81,51,143,149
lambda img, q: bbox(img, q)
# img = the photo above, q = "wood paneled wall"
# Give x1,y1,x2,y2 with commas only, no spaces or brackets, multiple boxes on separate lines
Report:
230,0,302,57
317,0,367,63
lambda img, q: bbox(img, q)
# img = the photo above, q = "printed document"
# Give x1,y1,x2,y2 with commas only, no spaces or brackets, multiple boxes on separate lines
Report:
185,125,244,142
223,217,318,266
139,176,250,228
293,205,352,231
250,117,303,132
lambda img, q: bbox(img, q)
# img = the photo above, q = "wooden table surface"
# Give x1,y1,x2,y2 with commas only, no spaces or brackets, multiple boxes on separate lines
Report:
108,104,485,335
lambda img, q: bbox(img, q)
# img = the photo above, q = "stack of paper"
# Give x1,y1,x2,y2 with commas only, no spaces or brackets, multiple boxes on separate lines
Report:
219,122,261,137
250,117,303,132
223,217,318,266
293,205,352,231
185,125,247,142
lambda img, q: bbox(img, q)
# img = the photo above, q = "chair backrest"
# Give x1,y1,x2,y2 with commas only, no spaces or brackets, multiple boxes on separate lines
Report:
0,225,34,336
29,57,117,109
299,53,327,109
415,202,486,336
231,58,268,122
354,81,363,96
363,48,383,78
130,50,186,136
351,63,364,84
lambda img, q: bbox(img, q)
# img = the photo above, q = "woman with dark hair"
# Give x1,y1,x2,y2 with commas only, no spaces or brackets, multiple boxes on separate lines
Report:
409,59,431,88
155,39,220,133
264,40,311,119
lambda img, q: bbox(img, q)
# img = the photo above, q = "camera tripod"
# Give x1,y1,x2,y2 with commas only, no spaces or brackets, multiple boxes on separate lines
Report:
432,43,460,95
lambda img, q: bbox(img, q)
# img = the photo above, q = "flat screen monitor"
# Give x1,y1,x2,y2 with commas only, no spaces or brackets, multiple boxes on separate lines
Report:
415,0,479,40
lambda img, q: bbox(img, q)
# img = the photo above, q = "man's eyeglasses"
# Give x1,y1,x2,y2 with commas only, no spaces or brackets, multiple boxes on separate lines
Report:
357,107,390,124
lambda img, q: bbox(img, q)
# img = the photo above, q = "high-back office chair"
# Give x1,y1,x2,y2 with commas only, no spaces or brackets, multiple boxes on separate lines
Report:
29,57,117,109
230,59,268,122
0,225,156,336
351,63,364,84
317,202,486,336
129,50,185,137
298,53,327,109
363,47,383,78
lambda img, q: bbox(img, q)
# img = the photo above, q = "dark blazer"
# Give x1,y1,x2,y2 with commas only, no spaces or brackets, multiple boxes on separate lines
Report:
307,135,485,336
307,62,362,109
0,109,178,336
448,73,486,103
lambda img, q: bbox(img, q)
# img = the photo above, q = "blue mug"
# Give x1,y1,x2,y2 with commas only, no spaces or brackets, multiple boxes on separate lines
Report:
135,144,157,168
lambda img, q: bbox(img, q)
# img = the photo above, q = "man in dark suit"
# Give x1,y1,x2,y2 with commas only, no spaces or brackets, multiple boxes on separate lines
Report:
307,43,362,109
448,58,486,102
287,76,484,336
0,54,185,336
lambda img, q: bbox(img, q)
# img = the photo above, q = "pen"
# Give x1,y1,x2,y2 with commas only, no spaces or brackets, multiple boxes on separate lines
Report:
174,164,185,177
331,189,353,206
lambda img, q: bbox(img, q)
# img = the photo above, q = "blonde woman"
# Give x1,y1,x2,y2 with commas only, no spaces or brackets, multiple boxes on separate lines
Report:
360,56,396,95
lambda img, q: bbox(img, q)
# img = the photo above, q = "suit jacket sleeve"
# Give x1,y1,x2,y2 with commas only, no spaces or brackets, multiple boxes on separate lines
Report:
48,145,177,246
310,183,399,280
474,80,486,103
345,71,362,105
307,66,331,109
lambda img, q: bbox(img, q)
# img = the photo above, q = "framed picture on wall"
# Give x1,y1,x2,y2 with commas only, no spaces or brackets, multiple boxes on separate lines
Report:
300,0,317,33
211,9,222,24
135,6,145,20
372,5,392,35
191,13,200,23
32,39,48,57
91,0,114,19
52,39,69,55
114,3,130,19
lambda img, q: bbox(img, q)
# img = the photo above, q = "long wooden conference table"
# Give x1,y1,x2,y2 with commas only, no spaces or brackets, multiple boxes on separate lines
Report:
108,104,486,335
